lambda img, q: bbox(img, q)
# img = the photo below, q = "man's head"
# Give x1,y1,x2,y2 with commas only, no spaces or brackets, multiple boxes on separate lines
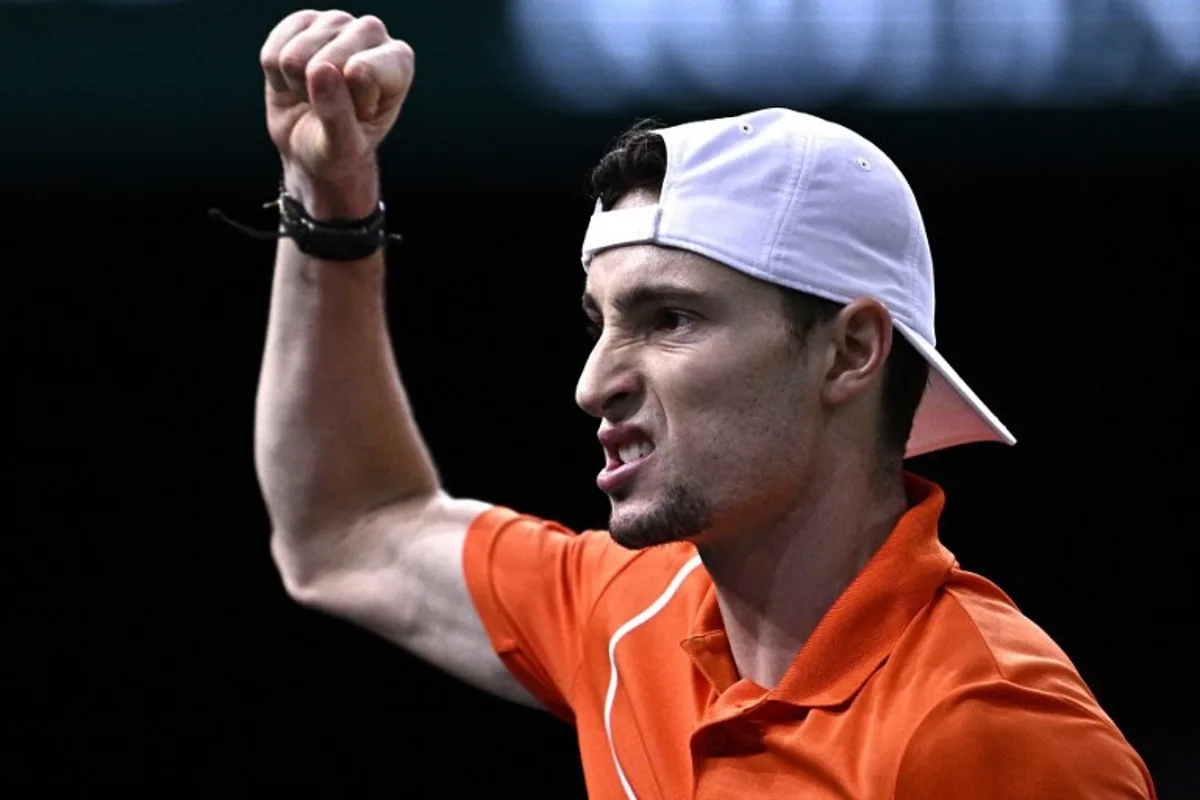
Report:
574,109,1014,550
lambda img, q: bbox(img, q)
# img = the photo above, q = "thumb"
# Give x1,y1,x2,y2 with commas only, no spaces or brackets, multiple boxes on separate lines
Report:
307,61,359,145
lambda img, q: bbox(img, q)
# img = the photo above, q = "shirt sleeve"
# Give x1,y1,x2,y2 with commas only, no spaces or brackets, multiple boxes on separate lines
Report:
462,506,639,723
894,681,1157,800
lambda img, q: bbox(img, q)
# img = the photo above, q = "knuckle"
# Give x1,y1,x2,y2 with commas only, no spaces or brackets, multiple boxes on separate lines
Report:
344,58,373,82
277,9,316,29
291,9,321,24
277,45,309,76
275,9,320,39
316,9,354,27
390,39,415,68
354,15,388,38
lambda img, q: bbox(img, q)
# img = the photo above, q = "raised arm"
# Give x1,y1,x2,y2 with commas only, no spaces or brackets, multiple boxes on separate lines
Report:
253,8,539,709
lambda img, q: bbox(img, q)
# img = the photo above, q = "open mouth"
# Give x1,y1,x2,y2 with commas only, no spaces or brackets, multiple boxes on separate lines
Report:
597,428,657,492
615,439,655,465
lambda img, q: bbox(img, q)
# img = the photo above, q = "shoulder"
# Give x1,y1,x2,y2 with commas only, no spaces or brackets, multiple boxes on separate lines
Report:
882,569,1155,797
907,568,1104,703
464,504,701,613
894,680,1156,799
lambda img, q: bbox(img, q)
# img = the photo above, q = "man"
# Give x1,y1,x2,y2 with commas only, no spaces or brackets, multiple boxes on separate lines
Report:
252,9,1156,798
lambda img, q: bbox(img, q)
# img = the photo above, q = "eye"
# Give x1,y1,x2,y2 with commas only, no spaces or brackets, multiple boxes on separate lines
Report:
654,309,691,332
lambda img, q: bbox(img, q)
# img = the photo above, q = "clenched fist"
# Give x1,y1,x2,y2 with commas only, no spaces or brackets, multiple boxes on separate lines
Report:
260,9,414,218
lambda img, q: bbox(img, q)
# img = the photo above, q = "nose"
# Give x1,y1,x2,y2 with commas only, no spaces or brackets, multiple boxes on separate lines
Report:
575,336,640,419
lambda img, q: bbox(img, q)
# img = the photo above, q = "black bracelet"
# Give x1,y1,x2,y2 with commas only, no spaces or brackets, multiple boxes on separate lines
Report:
209,183,402,261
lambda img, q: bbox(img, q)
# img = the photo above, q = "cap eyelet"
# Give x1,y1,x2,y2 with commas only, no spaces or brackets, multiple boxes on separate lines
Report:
854,156,871,171
739,121,754,135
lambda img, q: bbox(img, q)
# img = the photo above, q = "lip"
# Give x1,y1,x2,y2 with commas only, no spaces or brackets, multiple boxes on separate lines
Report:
596,449,654,493
596,423,655,493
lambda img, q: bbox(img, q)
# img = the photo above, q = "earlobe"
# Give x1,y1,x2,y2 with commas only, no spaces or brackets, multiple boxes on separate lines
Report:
822,299,892,406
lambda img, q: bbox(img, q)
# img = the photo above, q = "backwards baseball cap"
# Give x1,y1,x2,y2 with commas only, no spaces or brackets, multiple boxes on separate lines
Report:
580,107,1015,459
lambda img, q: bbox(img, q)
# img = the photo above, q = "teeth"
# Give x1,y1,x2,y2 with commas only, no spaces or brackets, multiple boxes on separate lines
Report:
618,441,654,464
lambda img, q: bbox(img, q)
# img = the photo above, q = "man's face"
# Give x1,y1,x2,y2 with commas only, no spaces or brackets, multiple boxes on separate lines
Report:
577,197,826,550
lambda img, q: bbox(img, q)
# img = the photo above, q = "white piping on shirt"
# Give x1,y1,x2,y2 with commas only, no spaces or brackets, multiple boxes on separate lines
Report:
603,554,705,800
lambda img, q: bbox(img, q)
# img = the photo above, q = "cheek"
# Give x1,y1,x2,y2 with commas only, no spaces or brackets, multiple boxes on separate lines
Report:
666,357,815,480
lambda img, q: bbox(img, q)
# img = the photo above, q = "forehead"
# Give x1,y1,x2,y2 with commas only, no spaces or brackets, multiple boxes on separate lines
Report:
582,187,782,312
583,242,781,317
583,188,698,304
585,243,707,299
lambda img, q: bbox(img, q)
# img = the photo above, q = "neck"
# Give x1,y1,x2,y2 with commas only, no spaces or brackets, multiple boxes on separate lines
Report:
695,457,908,690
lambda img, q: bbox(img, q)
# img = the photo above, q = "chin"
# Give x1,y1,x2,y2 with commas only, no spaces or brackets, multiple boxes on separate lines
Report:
607,484,713,551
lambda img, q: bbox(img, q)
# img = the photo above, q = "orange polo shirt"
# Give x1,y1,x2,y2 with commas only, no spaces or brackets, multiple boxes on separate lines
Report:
462,475,1156,799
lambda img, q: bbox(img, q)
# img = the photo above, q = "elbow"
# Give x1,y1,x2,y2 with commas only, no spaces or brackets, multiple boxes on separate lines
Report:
269,527,332,608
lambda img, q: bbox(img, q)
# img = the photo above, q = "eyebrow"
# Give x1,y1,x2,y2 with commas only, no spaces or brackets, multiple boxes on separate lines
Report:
581,284,711,317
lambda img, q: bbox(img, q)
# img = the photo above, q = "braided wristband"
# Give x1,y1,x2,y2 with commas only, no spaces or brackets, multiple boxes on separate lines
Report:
209,183,402,261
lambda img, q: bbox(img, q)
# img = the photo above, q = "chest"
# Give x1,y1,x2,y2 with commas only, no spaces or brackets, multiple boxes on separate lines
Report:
570,600,910,799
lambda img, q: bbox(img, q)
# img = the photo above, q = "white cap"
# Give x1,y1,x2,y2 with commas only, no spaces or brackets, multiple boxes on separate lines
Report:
580,107,1015,458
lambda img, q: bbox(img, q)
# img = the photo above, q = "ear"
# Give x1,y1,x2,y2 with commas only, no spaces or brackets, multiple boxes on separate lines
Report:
821,298,893,408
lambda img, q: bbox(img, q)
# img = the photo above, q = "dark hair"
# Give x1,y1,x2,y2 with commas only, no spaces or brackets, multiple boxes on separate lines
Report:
587,121,930,459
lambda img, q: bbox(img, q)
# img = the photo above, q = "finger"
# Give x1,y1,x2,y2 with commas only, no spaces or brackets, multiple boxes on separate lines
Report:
260,9,321,93
307,60,362,153
308,16,393,118
345,40,416,121
274,11,355,97
310,15,390,71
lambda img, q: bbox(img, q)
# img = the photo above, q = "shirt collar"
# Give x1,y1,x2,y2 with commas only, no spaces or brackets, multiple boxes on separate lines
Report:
680,473,955,708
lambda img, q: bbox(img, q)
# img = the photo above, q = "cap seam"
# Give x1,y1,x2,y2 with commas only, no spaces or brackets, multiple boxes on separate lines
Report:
764,129,817,281
656,125,684,213
901,184,924,336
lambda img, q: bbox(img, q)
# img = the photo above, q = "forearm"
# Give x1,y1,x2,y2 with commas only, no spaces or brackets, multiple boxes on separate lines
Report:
254,172,439,541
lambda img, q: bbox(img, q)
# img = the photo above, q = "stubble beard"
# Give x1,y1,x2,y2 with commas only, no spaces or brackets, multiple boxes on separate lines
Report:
608,483,714,551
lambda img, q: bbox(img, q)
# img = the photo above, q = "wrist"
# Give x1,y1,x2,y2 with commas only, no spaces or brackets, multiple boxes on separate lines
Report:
282,160,380,220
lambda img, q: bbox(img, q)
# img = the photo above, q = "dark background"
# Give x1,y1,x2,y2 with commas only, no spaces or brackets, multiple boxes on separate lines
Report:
9,1,1197,795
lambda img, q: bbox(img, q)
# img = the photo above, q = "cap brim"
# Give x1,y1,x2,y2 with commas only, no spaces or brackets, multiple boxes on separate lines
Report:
893,319,1016,459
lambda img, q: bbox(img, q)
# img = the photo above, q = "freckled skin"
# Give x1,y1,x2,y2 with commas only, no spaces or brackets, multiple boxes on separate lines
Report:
577,199,829,551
